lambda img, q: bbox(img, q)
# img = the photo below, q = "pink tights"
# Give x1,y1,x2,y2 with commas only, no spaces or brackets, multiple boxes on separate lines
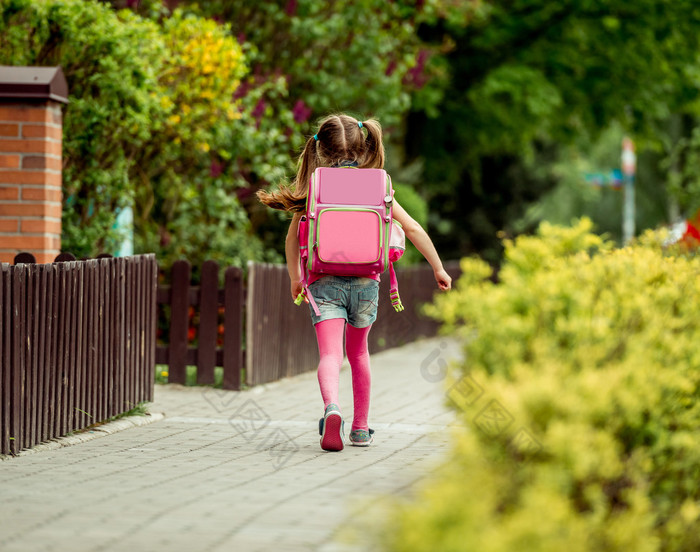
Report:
315,318,372,431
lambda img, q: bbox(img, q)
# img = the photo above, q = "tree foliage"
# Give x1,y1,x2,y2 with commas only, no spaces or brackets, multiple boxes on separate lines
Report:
0,0,287,267
0,0,165,256
407,0,700,261
7,0,700,267
128,8,285,269
3,0,464,266
164,0,468,258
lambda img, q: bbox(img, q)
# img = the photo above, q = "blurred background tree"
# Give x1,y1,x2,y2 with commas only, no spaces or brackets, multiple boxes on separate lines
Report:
137,0,464,261
405,0,700,261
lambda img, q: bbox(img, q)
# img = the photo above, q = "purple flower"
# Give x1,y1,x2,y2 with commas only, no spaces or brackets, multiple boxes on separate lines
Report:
252,99,267,121
292,99,312,124
236,187,254,201
403,49,430,89
286,0,298,16
126,0,140,8
233,81,251,100
159,228,171,247
210,160,224,178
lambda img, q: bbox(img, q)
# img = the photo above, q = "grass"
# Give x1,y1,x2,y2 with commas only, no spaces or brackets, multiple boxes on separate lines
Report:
72,401,151,435
155,364,225,387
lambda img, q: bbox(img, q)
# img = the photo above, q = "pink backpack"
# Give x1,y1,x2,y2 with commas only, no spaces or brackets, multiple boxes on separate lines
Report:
296,167,405,315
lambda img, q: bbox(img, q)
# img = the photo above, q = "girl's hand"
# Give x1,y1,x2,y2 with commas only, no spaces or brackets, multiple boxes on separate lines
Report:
434,268,452,291
291,279,307,302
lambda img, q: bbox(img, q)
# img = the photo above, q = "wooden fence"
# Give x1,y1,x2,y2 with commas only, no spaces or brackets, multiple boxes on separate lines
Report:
245,262,318,386
244,261,460,386
2,251,454,455
155,260,243,390
0,254,156,456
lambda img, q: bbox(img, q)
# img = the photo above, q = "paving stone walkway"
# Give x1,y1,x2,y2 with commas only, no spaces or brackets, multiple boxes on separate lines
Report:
0,337,462,552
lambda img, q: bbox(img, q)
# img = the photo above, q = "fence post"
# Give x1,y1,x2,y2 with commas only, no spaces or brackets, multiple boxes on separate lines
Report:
197,260,219,385
145,255,157,402
223,266,243,390
1,264,10,454
10,264,24,454
167,260,191,385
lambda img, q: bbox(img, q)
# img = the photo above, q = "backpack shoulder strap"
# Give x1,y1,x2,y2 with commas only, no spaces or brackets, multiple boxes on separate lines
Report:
296,215,320,315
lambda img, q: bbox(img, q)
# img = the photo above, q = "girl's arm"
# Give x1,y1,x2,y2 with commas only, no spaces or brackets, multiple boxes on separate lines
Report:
286,212,306,301
392,200,452,291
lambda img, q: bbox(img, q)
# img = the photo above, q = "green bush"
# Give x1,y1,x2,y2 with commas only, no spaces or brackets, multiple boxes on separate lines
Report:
393,181,429,265
0,0,282,268
0,0,165,256
381,218,700,551
129,8,284,270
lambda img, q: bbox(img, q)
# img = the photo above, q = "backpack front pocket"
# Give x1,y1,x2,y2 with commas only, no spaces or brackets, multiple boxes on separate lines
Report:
316,209,382,264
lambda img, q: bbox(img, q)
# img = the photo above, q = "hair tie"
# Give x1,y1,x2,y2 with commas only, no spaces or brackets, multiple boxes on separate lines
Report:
358,121,363,129
313,134,319,141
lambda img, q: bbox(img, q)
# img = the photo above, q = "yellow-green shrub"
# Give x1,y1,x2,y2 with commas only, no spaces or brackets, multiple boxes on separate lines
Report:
382,218,700,551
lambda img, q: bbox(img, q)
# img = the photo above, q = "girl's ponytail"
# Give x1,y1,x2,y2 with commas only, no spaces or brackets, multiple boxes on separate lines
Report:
258,113,385,212
360,118,385,169
257,135,319,212
294,135,320,203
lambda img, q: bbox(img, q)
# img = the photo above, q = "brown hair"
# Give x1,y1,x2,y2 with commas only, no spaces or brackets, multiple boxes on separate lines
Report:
257,114,385,212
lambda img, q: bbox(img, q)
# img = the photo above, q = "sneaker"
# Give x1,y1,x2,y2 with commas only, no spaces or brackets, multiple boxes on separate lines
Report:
319,403,344,452
348,428,374,447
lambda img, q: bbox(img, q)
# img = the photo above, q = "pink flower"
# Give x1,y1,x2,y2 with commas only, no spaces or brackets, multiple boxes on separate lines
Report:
292,99,312,124
286,0,298,16
210,160,224,178
252,99,267,121
233,81,251,100
403,49,430,89
159,228,171,247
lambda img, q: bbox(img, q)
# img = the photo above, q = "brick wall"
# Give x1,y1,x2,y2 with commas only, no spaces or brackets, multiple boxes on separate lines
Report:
0,102,63,264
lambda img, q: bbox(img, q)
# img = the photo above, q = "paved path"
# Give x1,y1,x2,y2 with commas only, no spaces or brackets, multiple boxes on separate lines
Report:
0,338,462,552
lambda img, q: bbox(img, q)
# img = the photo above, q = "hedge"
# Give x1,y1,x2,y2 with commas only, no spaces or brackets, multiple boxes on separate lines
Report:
380,218,700,551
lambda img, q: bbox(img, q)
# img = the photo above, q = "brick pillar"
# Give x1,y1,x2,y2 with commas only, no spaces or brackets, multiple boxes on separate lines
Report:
0,66,68,264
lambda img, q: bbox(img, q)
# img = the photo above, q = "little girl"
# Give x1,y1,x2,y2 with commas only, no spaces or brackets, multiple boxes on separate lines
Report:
258,114,451,451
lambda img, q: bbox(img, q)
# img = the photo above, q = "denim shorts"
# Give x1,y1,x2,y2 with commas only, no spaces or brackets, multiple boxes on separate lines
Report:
307,276,379,328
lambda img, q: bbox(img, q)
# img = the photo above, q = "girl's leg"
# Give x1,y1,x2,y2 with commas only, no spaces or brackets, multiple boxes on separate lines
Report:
345,323,372,431
314,318,346,408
